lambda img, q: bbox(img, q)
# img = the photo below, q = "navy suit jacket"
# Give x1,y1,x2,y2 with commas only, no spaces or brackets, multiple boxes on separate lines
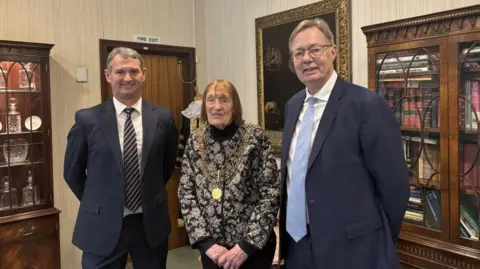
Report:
279,77,409,268
64,98,178,255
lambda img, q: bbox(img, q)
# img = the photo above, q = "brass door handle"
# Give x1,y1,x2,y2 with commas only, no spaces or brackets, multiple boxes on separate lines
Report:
19,225,36,237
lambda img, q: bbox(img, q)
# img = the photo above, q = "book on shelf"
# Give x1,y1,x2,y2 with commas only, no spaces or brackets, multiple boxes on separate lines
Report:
460,80,480,130
459,194,479,240
380,77,434,82
404,187,442,230
402,136,440,186
462,46,480,55
424,189,442,230
376,54,435,64
379,60,432,70
378,66,432,75
459,143,480,189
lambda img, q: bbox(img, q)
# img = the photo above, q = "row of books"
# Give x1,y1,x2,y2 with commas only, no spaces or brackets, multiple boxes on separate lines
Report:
382,82,440,128
404,186,442,230
376,53,438,65
378,66,433,75
376,53,439,82
405,187,479,240
402,136,441,185
459,80,480,130
459,143,480,189
402,136,480,189
460,194,479,240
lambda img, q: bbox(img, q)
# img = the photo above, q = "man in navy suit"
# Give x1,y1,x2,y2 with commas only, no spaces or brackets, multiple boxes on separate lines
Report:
279,18,409,269
64,47,178,269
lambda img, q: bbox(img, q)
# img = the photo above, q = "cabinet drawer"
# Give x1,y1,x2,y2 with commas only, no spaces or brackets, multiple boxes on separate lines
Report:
0,214,57,245
0,233,60,269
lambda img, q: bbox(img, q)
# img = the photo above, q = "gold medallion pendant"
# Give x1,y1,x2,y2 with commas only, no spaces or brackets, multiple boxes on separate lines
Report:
212,188,222,200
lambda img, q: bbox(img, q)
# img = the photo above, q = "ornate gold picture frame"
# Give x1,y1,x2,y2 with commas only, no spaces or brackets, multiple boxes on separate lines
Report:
255,0,351,156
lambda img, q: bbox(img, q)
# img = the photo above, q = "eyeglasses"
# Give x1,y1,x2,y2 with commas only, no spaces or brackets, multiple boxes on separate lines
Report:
290,45,333,61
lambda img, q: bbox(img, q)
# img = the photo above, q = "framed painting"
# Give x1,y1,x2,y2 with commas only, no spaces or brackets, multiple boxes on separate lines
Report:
255,0,351,156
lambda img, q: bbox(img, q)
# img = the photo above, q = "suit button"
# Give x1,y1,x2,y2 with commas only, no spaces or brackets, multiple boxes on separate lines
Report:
310,200,315,204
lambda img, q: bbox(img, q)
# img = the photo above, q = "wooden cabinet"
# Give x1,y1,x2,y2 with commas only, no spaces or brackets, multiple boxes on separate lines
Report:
0,41,60,268
362,5,480,268
0,210,60,269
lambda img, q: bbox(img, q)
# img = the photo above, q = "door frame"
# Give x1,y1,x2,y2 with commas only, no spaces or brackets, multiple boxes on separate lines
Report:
99,39,196,107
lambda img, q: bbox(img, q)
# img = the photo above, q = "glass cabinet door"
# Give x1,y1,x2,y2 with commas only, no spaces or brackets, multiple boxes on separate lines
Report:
0,60,46,215
457,41,480,242
376,46,442,231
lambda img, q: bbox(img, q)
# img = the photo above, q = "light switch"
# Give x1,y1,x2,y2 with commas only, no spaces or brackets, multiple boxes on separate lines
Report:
76,67,88,83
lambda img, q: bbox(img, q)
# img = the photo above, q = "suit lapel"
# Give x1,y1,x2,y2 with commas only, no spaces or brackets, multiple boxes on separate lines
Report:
307,78,346,172
141,100,156,179
99,99,124,176
281,91,305,170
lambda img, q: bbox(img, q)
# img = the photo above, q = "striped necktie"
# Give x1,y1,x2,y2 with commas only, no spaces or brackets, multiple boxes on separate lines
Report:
123,107,141,212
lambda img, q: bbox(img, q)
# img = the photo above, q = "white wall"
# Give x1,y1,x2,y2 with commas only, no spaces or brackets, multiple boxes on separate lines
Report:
199,0,480,124
0,1,195,268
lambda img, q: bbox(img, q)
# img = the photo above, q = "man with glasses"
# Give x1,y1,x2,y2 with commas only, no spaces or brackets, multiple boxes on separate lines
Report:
278,18,409,269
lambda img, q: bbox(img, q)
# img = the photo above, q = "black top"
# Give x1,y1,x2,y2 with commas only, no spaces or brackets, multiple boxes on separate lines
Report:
210,122,238,142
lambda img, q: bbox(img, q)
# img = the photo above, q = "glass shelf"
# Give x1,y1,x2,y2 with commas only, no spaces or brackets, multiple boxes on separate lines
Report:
0,200,45,212
0,89,41,93
0,131,42,136
0,161,43,168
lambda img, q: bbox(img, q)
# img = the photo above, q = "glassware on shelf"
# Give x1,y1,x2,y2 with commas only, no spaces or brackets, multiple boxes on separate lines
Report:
0,176,18,210
19,63,35,89
7,97,21,133
21,170,39,207
0,68,5,89
3,138,28,163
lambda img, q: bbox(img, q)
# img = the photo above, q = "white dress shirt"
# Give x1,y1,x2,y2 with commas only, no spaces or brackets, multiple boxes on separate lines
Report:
113,97,143,216
286,71,338,221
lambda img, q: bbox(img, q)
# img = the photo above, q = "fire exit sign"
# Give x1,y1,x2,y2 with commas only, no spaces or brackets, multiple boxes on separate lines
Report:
134,35,161,44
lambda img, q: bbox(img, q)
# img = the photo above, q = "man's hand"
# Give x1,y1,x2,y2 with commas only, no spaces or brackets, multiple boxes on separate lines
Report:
217,244,248,269
205,244,229,264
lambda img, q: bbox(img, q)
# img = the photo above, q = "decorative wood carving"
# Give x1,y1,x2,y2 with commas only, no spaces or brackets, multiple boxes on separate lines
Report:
362,6,480,46
397,237,480,269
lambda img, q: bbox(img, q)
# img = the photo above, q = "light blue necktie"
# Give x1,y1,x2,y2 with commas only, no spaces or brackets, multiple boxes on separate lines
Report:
287,96,317,242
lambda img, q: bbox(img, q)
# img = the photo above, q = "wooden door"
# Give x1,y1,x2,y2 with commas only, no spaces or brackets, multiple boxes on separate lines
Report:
142,55,183,130
141,54,188,250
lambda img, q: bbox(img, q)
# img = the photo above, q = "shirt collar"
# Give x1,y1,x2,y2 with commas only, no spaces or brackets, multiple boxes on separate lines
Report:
113,97,142,116
305,70,338,102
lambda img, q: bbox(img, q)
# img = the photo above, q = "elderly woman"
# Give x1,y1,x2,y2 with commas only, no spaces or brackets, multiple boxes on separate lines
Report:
178,79,280,269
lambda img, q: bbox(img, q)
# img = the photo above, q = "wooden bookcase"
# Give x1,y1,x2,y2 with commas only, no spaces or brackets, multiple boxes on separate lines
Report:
0,40,60,269
362,5,480,268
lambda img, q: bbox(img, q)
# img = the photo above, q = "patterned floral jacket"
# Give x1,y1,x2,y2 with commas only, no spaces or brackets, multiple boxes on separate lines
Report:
178,124,280,252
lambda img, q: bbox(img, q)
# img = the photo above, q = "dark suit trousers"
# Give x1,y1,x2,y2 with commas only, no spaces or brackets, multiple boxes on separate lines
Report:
81,213,168,269
200,235,276,269
284,232,317,269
